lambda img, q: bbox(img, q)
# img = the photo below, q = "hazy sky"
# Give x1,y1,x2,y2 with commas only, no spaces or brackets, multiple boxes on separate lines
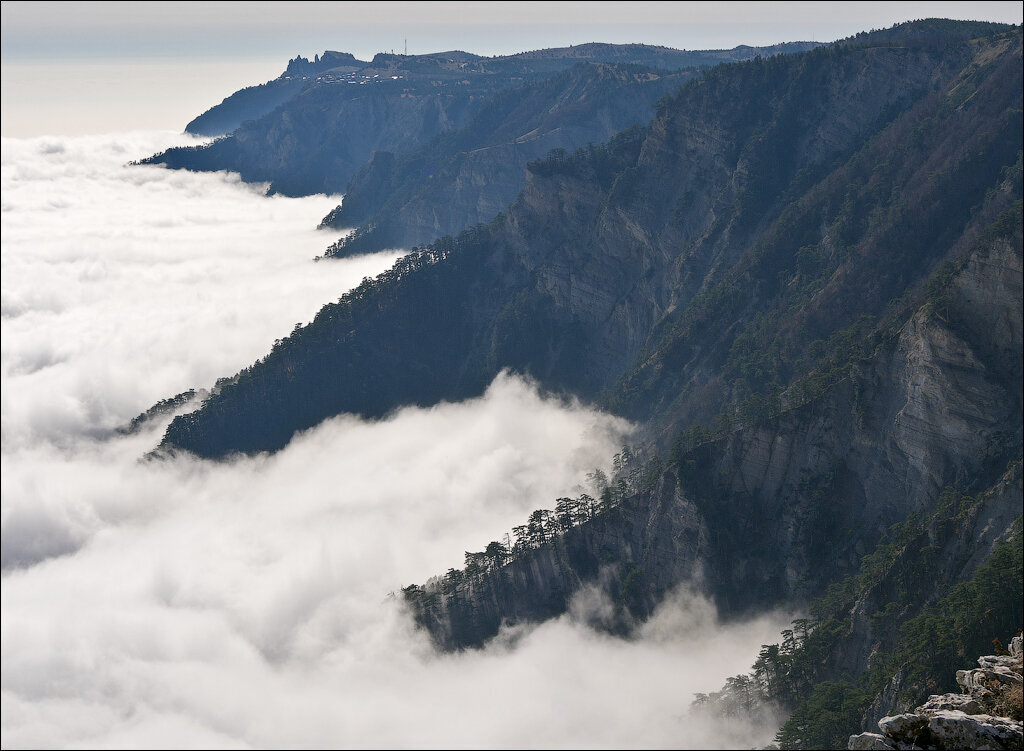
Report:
2,1,1022,60
2,1,1021,137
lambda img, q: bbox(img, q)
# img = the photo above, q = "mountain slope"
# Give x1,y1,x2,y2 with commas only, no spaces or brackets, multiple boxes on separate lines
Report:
147,20,1022,748
159,22,1022,464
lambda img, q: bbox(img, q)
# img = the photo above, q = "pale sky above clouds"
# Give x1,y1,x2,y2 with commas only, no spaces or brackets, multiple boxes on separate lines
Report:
2,1,1021,61
2,1,1021,137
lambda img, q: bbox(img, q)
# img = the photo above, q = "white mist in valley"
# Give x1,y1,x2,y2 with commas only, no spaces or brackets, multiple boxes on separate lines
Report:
2,132,790,748
1,132,404,447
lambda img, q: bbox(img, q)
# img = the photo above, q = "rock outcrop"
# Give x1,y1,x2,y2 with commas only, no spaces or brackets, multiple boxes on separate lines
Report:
849,636,1023,750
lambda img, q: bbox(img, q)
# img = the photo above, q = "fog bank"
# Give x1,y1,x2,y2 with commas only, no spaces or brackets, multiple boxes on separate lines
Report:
2,131,787,748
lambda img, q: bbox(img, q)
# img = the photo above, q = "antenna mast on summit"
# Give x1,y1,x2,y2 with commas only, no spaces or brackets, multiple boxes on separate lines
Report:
405,39,407,56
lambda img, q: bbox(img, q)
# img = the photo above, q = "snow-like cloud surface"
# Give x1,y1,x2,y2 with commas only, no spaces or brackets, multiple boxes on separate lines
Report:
1,132,401,447
2,132,787,748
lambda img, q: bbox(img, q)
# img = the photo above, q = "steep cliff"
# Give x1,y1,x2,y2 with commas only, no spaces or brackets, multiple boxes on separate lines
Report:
320,63,695,256
686,478,1020,749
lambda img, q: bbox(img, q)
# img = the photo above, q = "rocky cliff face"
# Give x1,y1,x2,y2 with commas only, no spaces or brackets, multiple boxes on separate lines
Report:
846,461,1023,714
408,469,711,650
321,63,693,256
849,635,1023,750
698,234,1022,603
406,230,1022,649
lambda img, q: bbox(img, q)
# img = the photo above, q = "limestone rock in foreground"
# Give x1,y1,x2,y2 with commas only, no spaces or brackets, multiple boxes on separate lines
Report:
852,708,1022,750
848,732,896,750
927,710,1021,749
849,636,1023,750
918,693,982,715
877,713,928,743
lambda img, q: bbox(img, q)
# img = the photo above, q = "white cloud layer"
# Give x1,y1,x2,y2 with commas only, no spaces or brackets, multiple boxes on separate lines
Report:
1,132,401,447
2,132,788,748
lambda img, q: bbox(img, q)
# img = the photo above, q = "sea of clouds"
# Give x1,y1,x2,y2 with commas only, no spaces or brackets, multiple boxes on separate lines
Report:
1,132,789,748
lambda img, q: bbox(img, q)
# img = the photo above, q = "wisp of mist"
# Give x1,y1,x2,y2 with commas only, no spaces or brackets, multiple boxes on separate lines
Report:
1,132,790,748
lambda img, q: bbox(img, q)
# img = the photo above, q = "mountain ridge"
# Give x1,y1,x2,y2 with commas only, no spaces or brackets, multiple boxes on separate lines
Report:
157,22,1022,462
145,41,820,196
